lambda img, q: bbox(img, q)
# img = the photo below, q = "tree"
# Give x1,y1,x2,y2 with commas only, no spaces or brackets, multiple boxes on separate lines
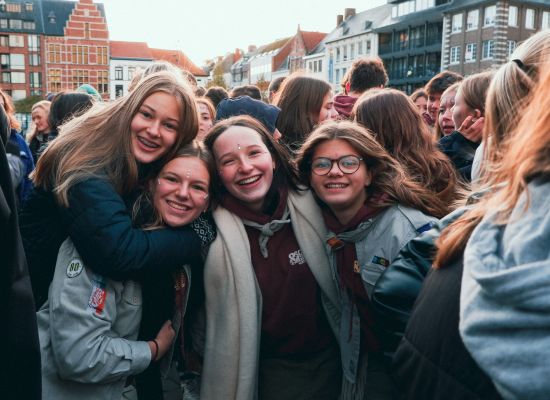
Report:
207,63,227,89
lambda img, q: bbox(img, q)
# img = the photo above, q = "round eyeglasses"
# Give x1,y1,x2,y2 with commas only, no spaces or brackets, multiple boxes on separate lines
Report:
311,155,363,176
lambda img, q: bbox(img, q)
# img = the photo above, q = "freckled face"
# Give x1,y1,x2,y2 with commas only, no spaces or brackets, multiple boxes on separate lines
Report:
130,92,181,164
213,126,275,213
153,157,210,227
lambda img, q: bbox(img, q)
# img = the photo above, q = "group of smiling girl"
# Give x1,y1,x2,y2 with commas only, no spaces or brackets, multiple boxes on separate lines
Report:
21,28,550,400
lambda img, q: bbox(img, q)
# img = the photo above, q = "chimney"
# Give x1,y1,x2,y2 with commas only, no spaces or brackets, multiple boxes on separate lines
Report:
337,14,344,26
344,8,356,20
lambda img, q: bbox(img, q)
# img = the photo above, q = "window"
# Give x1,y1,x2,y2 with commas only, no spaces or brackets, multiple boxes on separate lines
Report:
508,6,518,26
10,54,25,69
452,14,463,33
482,40,494,59
466,10,479,30
484,5,496,26
72,45,89,64
358,41,363,55
6,3,22,12
84,22,91,39
128,66,136,80
336,47,341,62
11,72,25,84
29,53,40,66
350,43,355,59
114,66,123,80
28,35,39,51
2,72,10,83
48,69,61,92
97,70,108,94
543,11,550,30
318,60,322,72
1,54,9,69
507,40,517,57
25,3,33,12
72,69,89,89
29,72,41,88
23,21,35,30
115,85,124,98
12,89,26,100
9,35,24,47
48,43,61,63
450,46,461,64
525,9,535,29
366,40,371,55
8,19,22,29
465,43,477,62
308,61,313,71
336,68,340,84
97,47,108,65
0,35,7,47
343,45,347,61
0,19,7,29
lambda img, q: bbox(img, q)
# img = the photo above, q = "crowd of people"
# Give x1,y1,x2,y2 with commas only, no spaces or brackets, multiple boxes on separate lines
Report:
2,28,550,400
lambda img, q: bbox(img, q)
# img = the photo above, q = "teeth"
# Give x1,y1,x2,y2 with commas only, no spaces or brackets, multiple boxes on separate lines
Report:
138,136,159,148
167,200,189,211
326,183,346,188
238,176,260,185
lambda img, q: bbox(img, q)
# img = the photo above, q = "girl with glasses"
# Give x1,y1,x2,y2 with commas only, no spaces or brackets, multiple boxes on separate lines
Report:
296,120,439,399
201,115,342,399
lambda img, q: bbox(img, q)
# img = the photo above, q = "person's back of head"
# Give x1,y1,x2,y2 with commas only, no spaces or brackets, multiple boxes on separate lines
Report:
216,95,280,134
268,77,285,104
426,71,463,97
230,85,262,101
205,86,229,109
48,92,95,132
348,56,388,95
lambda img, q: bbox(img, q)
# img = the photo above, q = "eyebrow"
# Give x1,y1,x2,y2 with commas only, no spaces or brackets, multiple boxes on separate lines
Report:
218,144,263,160
141,103,180,125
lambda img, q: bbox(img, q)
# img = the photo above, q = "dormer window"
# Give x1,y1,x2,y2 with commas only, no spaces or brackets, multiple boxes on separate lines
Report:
48,11,56,24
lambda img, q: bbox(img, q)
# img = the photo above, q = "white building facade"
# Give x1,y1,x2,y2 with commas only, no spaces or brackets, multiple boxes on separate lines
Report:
109,57,152,100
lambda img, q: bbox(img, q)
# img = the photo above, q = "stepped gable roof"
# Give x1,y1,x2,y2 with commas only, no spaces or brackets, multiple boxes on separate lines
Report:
150,48,207,76
41,1,106,36
257,37,292,54
110,41,153,60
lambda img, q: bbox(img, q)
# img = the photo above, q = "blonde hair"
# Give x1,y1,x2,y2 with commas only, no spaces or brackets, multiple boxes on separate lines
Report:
33,71,198,207
296,120,444,217
27,100,51,142
0,89,21,131
434,30,550,268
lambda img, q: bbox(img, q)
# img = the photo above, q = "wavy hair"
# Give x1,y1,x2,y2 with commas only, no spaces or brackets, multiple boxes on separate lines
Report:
296,120,443,217
354,88,462,217
0,89,21,131
33,71,198,207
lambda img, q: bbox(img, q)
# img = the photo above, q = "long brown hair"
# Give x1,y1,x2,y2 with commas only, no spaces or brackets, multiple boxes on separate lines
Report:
354,88,462,217
275,73,331,148
33,71,198,207
434,30,550,268
0,89,21,131
296,120,443,217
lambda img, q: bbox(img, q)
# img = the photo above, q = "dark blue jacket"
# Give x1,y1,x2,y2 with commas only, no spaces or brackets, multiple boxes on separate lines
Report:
19,177,202,308
9,129,34,205
438,131,479,182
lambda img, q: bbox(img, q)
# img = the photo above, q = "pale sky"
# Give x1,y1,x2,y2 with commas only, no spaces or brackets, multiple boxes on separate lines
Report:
100,0,387,67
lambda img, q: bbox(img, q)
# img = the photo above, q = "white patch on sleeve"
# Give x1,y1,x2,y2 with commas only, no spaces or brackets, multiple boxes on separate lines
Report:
66,258,84,278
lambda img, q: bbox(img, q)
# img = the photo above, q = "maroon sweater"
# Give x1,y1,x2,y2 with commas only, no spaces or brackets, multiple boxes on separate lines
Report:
324,203,388,353
334,95,358,118
221,189,334,359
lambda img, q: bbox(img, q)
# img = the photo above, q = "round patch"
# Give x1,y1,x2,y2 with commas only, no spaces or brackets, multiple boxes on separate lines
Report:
66,259,84,278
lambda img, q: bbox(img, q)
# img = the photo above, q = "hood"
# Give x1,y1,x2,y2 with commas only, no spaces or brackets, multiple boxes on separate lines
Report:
463,179,550,310
333,95,358,118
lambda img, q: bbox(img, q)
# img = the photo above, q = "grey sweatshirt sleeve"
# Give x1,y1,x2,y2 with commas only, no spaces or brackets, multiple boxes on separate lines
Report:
46,239,152,383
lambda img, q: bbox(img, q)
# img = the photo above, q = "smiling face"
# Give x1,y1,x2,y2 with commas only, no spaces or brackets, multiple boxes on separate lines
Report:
310,139,371,225
197,103,213,141
427,92,441,121
32,107,50,133
213,125,275,213
153,156,210,227
130,91,181,164
438,90,457,136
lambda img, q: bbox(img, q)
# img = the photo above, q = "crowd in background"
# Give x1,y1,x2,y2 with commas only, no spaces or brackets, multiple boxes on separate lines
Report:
3,28,550,400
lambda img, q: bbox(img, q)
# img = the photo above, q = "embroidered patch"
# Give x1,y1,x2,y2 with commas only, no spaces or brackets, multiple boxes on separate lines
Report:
66,258,84,278
289,250,306,266
371,256,390,267
88,277,107,314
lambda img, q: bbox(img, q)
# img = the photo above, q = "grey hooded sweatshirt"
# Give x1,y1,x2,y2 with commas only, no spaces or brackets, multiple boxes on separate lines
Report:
460,178,550,400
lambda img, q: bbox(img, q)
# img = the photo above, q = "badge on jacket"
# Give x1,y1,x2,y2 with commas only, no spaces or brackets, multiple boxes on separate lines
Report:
89,276,107,314
66,258,83,278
